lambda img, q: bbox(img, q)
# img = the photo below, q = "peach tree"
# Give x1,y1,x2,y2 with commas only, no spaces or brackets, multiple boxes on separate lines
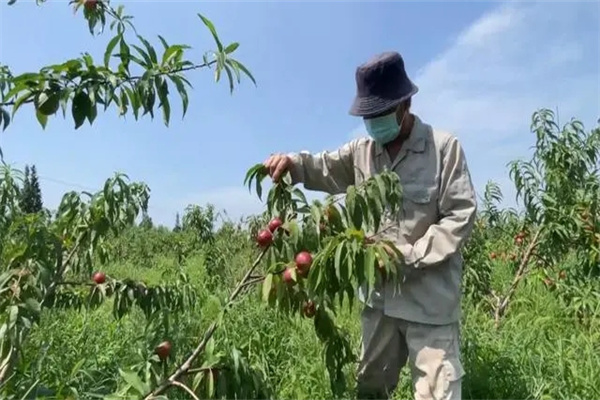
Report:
127,165,407,399
490,109,600,327
0,0,260,398
242,164,406,397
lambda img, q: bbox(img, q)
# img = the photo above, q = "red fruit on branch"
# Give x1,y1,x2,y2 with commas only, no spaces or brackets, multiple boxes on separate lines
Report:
282,267,295,284
92,271,106,284
303,300,316,318
84,0,98,11
490,252,497,260
295,251,313,277
268,217,283,233
256,229,273,248
515,237,523,245
155,341,172,361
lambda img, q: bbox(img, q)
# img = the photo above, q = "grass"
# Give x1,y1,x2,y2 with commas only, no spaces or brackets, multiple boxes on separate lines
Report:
18,236,600,400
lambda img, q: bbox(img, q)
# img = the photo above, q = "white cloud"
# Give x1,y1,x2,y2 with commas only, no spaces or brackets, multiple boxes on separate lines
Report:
349,1,599,209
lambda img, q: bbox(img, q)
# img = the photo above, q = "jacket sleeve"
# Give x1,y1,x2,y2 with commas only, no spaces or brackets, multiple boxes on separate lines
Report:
286,140,357,195
397,136,477,269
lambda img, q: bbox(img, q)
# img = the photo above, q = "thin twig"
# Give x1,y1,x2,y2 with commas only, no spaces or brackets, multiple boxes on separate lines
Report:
185,366,216,375
170,380,200,400
494,229,542,328
143,247,268,399
55,281,94,287
0,346,14,384
239,276,265,290
45,239,82,296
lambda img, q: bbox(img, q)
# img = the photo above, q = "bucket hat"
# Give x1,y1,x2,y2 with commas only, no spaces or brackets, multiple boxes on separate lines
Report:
349,51,419,118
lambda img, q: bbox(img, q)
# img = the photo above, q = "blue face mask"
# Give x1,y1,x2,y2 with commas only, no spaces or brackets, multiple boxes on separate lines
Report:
364,111,406,145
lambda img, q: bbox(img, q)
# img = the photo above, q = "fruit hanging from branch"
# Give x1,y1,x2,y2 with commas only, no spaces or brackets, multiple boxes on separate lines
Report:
282,267,296,285
294,251,312,278
268,217,283,232
155,341,172,361
256,229,274,248
92,271,106,284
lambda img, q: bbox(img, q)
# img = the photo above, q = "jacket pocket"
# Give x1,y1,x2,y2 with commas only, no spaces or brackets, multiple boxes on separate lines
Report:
400,184,438,238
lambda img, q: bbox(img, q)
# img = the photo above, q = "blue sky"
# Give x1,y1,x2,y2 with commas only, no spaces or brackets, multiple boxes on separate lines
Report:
1,0,598,227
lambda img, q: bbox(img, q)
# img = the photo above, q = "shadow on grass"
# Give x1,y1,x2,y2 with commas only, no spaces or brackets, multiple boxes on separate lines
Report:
461,336,533,400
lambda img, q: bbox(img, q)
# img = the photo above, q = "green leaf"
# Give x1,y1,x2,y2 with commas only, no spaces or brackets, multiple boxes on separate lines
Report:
334,242,345,281
24,298,41,313
157,35,169,51
192,371,204,391
119,37,131,73
87,90,98,125
131,44,151,67
155,77,170,126
118,369,148,394
198,14,223,51
206,369,215,398
224,64,235,94
69,358,86,380
1,107,10,131
262,273,273,302
255,173,263,200
345,186,357,228
228,59,257,86
11,90,33,117
167,75,189,119
162,45,185,66
35,108,48,129
137,34,158,64
104,34,121,67
8,305,18,329
72,90,91,129
224,42,240,54
353,193,366,229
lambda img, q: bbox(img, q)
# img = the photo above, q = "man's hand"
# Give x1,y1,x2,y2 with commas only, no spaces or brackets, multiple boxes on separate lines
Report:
263,153,292,183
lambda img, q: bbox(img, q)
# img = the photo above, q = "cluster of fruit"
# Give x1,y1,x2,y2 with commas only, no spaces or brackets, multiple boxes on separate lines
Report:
255,217,316,318
489,231,528,261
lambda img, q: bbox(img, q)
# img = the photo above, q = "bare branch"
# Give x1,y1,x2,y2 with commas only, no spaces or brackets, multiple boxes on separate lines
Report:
170,380,200,400
494,229,543,328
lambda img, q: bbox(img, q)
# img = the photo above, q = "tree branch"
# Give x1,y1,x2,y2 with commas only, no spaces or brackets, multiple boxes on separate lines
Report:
494,228,542,328
169,380,200,400
0,60,217,108
143,247,268,399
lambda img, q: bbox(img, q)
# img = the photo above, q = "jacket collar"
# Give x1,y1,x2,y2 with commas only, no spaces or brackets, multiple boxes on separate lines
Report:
374,114,427,156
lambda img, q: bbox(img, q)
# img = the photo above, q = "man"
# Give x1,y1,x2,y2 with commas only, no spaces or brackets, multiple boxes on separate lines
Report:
263,51,477,400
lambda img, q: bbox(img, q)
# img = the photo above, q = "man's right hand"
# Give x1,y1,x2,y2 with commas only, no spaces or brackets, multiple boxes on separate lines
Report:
263,153,292,183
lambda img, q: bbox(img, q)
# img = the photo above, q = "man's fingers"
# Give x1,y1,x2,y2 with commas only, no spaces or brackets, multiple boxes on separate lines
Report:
263,156,278,178
263,154,290,182
272,160,287,182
